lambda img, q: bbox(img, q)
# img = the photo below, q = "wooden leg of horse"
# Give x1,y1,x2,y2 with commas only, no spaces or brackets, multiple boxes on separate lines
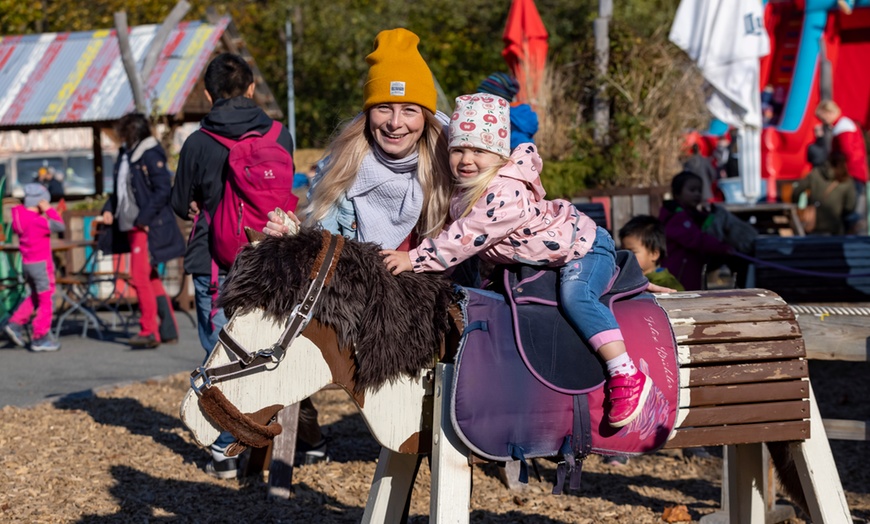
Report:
497,460,527,491
789,383,851,524
268,403,301,500
430,363,471,524
362,448,420,524
725,443,766,523
700,446,796,524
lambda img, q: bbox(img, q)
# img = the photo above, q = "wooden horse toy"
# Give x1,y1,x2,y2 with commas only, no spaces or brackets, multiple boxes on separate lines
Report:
180,229,852,523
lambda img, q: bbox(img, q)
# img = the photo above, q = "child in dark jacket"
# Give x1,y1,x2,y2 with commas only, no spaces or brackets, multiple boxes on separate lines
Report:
658,171,735,290
5,184,65,351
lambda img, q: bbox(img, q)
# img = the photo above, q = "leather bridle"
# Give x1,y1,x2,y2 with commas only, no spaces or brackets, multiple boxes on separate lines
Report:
189,230,345,451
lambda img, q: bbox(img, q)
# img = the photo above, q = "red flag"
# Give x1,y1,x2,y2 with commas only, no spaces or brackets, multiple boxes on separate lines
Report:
502,0,549,105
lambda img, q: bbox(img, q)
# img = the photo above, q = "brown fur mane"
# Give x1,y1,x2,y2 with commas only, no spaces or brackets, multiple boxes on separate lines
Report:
219,228,456,392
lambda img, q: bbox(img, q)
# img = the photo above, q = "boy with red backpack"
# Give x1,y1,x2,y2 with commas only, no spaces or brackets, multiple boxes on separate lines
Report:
172,53,294,357
172,53,326,478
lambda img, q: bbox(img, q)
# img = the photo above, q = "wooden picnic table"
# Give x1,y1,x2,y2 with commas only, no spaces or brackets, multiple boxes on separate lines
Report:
722,202,805,236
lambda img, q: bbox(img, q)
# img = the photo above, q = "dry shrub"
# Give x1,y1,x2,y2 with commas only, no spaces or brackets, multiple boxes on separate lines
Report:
532,63,581,162
294,148,326,172
523,26,709,192
605,27,708,187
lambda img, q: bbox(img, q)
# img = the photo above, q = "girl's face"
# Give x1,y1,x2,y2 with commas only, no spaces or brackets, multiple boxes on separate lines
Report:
620,234,659,275
676,177,704,209
368,103,426,159
449,147,503,179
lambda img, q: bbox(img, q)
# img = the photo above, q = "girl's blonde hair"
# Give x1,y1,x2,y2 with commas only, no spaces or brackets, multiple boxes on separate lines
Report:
305,109,453,238
454,154,510,219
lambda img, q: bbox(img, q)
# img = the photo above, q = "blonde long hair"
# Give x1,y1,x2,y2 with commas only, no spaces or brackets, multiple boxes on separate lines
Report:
455,156,510,219
305,110,453,238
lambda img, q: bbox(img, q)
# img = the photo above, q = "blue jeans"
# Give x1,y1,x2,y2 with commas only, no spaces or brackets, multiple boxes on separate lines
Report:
559,227,621,348
193,273,234,451
193,273,228,361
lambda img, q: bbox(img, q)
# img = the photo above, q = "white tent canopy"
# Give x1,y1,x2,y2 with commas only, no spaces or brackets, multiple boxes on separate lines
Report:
670,0,770,201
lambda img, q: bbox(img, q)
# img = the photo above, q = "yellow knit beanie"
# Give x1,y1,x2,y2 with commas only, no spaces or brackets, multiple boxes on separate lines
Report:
363,28,437,114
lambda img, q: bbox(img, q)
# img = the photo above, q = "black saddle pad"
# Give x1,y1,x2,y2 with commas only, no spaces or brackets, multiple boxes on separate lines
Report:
500,250,649,393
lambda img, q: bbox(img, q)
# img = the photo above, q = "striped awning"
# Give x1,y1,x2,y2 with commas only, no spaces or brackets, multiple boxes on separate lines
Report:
0,17,230,128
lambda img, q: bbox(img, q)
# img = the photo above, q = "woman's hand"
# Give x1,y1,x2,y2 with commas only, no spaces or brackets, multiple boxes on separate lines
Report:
102,211,114,226
647,283,677,294
188,201,200,220
381,250,412,275
263,209,300,237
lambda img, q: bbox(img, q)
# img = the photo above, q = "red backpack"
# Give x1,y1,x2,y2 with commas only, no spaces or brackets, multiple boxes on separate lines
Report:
201,121,298,269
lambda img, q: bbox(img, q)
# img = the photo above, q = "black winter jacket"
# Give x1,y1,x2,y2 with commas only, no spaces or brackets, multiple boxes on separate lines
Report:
170,96,294,275
102,137,186,264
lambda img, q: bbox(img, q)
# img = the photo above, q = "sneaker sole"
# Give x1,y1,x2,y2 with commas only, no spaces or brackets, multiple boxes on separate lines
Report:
5,325,25,347
609,374,652,428
30,344,61,352
205,462,239,480
304,451,331,465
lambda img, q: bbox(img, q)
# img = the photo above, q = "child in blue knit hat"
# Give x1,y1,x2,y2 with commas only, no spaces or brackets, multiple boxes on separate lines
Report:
477,72,539,151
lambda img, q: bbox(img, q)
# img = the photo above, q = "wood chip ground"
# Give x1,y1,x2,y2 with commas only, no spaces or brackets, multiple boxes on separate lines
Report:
1,360,868,523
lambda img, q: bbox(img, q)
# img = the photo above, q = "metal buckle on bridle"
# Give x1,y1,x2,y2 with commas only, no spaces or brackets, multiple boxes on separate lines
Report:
252,343,284,366
190,367,212,396
290,302,314,331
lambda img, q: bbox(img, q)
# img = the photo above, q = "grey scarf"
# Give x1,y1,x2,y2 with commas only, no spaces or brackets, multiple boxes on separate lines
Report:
347,145,422,249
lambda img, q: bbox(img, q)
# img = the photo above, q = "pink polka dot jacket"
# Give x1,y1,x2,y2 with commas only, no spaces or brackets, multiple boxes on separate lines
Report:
410,143,598,272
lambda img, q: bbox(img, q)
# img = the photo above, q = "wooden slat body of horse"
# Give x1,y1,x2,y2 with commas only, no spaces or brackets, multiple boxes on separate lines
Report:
181,284,850,523
653,289,849,523
660,288,810,450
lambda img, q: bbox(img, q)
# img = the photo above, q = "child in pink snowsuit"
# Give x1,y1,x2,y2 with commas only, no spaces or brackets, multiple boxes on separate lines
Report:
5,184,65,351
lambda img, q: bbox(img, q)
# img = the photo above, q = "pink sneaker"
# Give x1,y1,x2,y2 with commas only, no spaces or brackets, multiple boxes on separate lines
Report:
607,371,652,428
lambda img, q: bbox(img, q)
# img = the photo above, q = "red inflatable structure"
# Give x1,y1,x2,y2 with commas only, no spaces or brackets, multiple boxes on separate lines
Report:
760,0,870,198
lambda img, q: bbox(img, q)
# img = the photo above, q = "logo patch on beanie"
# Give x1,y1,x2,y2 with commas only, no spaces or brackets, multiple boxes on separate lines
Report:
390,81,406,96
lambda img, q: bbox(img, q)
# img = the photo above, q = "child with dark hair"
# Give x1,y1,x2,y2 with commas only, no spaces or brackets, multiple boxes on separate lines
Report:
171,52,303,479
618,215,684,291
5,184,65,351
658,171,736,290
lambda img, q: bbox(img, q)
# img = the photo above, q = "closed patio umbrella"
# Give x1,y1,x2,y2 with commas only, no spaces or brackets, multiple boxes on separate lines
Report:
502,0,549,106
669,0,770,202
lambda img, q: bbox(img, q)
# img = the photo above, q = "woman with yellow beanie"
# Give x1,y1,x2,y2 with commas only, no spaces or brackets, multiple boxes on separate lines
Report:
265,27,453,253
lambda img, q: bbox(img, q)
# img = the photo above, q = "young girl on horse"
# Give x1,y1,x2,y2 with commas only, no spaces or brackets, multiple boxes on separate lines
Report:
381,93,652,428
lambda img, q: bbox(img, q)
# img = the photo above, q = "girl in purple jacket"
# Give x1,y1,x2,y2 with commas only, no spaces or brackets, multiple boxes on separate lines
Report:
658,171,735,290
382,94,652,428
5,184,65,351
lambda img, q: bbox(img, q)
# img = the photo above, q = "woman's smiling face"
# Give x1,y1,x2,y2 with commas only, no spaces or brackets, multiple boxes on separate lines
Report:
368,103,426,159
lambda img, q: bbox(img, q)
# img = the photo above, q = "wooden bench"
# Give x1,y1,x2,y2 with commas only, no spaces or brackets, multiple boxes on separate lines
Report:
748,235,870,303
